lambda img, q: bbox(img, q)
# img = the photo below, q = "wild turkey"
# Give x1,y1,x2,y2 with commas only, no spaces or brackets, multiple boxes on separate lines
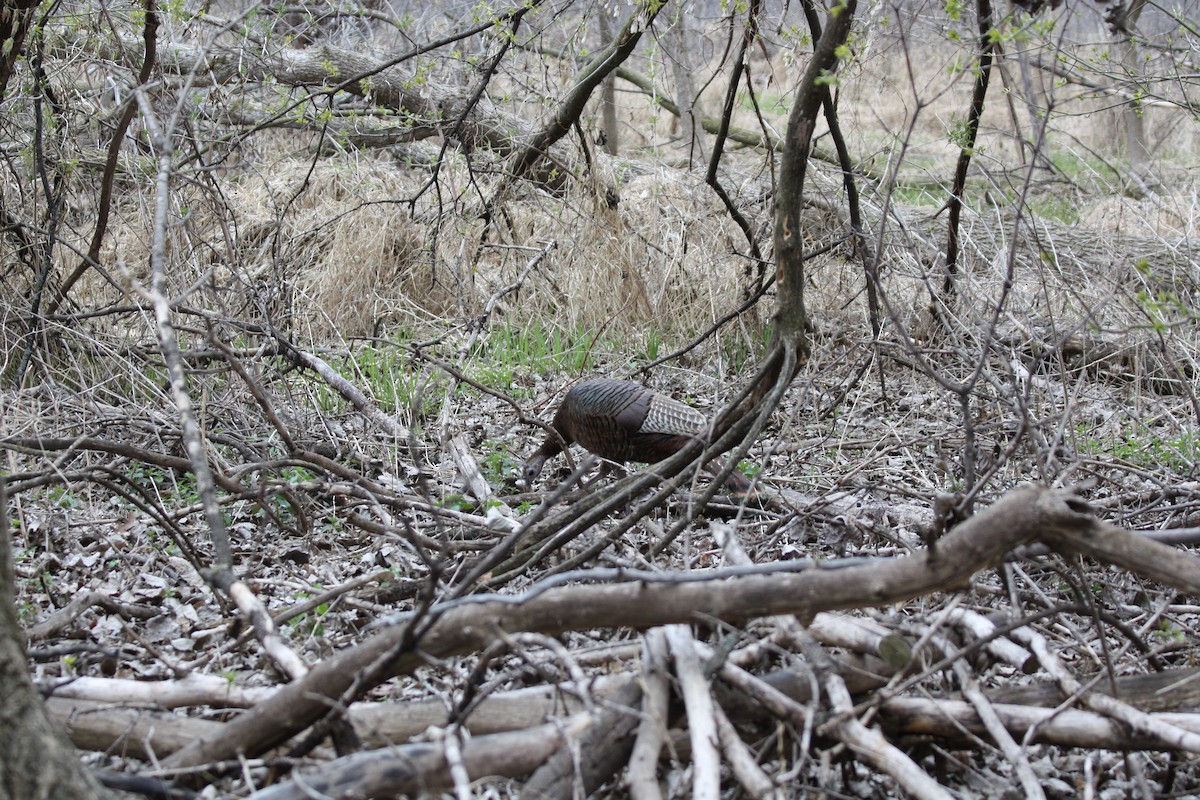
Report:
522,378,751,492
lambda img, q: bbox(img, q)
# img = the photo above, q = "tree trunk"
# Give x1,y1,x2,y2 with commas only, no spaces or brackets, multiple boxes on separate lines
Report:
666,8,705,164
1116,0,1153,186
597,11,619,155
772,0,857,351
0,479,121,799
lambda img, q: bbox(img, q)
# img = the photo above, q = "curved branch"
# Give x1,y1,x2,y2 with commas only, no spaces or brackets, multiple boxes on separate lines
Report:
705,0,766,269
939,0,995,313
507,3,665,184
799,0,878,339
48,0,159,315
773,0,857,349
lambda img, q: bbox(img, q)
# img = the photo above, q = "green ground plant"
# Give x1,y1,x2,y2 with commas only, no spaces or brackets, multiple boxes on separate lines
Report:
1076,423,1198,475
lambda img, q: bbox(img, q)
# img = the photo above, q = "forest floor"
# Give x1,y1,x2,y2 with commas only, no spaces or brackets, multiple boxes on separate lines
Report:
6,273,1200,796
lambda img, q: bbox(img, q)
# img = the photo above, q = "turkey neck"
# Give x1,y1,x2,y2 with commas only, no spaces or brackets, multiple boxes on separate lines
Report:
535,424,571,461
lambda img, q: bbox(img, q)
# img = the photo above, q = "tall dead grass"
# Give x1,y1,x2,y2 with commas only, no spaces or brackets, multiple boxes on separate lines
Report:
176,144,768,345
8,10,1197,363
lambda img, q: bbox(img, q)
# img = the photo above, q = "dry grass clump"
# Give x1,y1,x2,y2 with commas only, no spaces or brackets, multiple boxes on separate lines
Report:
223,157,435,339
1081,192,1200,239
85,136,769,346
550,168,759,333
79,147,469,342
30,138,770,352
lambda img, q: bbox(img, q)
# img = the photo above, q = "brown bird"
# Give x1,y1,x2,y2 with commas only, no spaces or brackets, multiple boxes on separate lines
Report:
522,378,751,492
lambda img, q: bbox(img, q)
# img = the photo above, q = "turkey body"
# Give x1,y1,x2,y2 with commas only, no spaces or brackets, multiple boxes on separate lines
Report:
522,378,750,492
